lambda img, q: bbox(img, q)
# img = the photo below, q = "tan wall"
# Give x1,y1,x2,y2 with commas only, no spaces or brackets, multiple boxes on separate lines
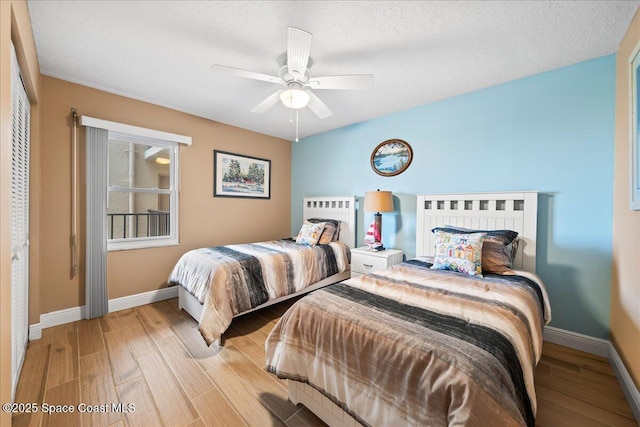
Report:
39,76,291,313
1,4,289,417
1,1,41,424
613,10,640,389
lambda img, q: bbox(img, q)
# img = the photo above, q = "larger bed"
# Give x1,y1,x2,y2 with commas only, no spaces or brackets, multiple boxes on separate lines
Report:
265,192,551,427
170,195,356,345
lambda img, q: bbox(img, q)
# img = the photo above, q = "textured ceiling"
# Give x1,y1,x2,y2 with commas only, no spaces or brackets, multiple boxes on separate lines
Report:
27,1,639,141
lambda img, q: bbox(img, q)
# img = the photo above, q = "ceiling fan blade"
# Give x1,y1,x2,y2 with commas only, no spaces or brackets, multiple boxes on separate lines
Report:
287,27,312,79
306,91,332,119
308,74,374,90
211,64,283,84
251,90,283,113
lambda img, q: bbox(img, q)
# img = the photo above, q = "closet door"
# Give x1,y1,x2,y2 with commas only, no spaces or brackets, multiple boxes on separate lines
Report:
10,43,30,399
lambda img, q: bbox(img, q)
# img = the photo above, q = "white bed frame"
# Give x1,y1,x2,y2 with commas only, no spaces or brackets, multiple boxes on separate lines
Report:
416,191,538,272
178,195,357,341
302,195,357,250
288,191,539,426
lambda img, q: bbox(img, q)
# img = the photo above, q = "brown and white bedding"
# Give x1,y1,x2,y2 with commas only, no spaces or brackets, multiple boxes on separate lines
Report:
169,239,350,345
265,258,551,427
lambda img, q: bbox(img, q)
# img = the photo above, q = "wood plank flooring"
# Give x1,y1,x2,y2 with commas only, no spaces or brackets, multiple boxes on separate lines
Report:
13,297,637,427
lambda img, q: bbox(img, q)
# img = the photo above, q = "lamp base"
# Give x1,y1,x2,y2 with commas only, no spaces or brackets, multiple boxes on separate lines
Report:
364,213,386,250
372,213,385,250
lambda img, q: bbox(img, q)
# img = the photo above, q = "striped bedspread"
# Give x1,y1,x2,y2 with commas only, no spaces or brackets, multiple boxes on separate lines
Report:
266,259,551,427
168,239,350,345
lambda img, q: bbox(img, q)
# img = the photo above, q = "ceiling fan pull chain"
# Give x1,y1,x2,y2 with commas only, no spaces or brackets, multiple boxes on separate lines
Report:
295,109,300,142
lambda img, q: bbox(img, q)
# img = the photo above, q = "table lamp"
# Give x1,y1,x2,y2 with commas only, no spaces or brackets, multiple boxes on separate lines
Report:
363,189,394,250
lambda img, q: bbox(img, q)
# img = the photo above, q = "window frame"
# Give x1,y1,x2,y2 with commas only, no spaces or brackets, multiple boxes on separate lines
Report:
79,115,191,252
106,132,180,251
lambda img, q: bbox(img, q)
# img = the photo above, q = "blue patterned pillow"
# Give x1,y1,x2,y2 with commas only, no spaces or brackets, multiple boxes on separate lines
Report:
431,231,485,276
295,221,326,246
432,226,519,274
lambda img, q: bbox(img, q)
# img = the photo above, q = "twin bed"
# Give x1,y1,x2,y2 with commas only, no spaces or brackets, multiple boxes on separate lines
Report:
169,192,551,426
266,192,550,427
169,195,357,345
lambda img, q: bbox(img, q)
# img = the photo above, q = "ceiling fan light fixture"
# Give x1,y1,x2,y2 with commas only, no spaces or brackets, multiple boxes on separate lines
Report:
280,88,310,109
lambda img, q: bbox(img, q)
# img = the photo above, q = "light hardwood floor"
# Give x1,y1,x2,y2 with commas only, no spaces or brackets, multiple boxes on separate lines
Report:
13,297,638,427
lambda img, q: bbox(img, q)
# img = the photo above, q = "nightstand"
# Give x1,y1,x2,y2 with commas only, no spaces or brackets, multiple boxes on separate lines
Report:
350,247,404,277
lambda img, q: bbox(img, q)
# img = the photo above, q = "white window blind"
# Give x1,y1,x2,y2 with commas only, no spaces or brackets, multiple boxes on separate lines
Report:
85,126,109,319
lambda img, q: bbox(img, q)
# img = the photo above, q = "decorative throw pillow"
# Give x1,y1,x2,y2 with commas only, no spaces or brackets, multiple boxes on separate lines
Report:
307,218,341,244
482,237,518,275
432,226,519,275
431,231,485,276
295,221,326,246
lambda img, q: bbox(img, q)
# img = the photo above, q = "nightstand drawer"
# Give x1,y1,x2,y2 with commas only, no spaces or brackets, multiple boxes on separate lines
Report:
351,255,390,274
350,247,404,277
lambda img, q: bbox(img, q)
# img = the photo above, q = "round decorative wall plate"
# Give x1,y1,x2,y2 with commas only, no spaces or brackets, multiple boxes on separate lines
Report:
370,139,413,176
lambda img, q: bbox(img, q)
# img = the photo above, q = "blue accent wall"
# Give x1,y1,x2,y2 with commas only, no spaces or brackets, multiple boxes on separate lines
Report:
292,55,615,339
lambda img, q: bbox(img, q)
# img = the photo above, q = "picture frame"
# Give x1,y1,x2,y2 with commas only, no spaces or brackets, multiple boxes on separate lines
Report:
370,139,413,177
630,43,640,210
213,150,271,199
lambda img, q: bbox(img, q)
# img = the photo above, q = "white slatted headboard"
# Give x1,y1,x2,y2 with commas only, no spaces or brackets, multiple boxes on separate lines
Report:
416,192,538,272
303,196,357,249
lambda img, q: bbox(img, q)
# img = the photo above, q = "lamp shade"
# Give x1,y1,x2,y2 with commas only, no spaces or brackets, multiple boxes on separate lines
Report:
364,190,394,213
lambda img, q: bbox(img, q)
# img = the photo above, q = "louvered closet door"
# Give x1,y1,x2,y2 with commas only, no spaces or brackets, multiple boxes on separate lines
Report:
10,43,30,399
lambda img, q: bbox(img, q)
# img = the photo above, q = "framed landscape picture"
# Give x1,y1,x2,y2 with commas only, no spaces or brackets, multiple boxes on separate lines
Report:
370,139,413,177
213,150,271,199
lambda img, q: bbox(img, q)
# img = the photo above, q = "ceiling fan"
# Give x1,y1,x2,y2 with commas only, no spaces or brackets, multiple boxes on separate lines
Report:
211,27,374,120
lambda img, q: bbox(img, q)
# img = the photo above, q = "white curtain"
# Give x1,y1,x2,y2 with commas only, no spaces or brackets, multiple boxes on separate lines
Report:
85,126,109,318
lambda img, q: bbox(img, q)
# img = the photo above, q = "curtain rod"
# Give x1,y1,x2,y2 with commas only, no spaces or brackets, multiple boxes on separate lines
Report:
70,107,78,278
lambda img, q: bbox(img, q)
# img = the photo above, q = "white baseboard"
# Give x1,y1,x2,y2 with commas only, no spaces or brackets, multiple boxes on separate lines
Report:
543,326,639,422
543,326,609,358
108,286,178,312
28,287,178,341
29,305,85,340
29,324,41,340
609,343,640,422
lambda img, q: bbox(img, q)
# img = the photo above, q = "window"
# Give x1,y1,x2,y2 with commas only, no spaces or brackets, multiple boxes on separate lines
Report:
107,132,179,250
80,116,191,252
